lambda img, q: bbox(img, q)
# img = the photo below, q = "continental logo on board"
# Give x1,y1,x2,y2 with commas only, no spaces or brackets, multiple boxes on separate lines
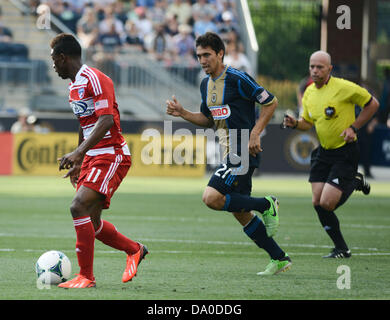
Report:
13,133,77,175
12,133,206,176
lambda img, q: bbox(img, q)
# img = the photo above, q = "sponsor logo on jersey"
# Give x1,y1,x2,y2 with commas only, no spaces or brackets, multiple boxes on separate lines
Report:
70,99,94,117
209,105,231,120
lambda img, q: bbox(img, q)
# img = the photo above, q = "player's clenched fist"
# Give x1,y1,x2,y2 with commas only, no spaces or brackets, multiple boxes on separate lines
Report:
283,114,297,129
166,95,184,117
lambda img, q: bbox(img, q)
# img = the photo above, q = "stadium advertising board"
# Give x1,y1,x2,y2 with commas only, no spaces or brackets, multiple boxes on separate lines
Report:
13,133,77,176
12,133,206,177
125,134,206,177
0,132,13,175
371,126,390,166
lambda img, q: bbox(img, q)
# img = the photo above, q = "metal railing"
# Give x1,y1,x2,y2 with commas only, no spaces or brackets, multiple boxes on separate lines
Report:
83,50,202,118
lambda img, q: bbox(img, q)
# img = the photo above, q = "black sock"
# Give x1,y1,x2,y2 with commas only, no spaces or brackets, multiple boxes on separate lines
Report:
223,193,270,213
314,205,348,250
243,215,285,260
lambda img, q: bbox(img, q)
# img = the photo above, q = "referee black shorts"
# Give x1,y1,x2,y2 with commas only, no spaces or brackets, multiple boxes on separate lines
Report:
309,141,359,193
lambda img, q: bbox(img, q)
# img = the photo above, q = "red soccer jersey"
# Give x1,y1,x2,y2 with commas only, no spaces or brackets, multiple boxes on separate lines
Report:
68,64,130,156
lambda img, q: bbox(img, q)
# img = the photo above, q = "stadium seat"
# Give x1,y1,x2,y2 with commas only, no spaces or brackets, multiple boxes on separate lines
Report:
9,43,29,61
0,42,12,61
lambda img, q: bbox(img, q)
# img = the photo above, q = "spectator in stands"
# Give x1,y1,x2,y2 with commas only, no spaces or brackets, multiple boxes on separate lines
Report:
193,12,218,38
215,0,237,22
224,39,252,76
149,22,173,63
0,24,13,43
76,7,99,48
164,12,179,37
113,0,129,26
26,0,41,14
122,20,145,52
97,20,122,54
11,107,53,133
172,24,195,64
93,18,122,83
192,0,216,22
65,0,88,15
98,4,125,39
166,0,192,25
221,29,243,53
11,108,33,133
217,9,239,35
136,0,156,8
47,0,63,17
52,1,80,33
133,6,153,39
124,0,139,23
148,0,168,25
0,6,13,42
28,115,54,133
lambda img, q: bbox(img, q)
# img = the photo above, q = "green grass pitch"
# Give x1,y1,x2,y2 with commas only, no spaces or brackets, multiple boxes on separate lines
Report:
0,174,389,300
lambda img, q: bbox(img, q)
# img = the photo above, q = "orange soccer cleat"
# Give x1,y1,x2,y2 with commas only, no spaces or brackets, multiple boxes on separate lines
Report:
58,274,96,289
122,243,148,283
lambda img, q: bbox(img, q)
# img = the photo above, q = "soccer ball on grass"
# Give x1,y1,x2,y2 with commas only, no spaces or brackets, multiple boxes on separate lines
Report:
35,250,71,285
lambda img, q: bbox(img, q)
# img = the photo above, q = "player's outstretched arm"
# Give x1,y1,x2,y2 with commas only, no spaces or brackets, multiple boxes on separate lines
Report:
166,95,213,128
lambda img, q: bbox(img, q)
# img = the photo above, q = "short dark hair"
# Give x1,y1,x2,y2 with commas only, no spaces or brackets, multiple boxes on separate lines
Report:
195,32,225,58
50,33,81,57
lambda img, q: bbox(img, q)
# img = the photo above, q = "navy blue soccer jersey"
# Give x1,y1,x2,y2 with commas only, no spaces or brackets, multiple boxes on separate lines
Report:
200,65,276,167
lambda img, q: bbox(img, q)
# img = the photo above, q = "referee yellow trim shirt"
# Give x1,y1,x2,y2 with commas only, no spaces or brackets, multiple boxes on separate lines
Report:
302,76,372,150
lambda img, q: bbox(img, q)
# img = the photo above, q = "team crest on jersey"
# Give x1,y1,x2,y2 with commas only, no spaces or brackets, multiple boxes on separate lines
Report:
78,87,85,99
211,93,217,103
209,105,231,120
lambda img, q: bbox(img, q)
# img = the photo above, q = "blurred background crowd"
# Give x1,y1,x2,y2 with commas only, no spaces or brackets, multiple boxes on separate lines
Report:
24,0,252,74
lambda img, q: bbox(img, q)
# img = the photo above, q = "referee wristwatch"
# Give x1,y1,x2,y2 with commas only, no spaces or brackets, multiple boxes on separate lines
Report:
349,125,358,134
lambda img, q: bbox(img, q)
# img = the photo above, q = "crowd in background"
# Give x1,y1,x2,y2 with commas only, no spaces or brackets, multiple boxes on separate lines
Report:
24,0,253,74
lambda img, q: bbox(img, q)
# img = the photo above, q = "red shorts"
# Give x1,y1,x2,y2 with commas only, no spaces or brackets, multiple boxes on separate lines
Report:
77,153,131,209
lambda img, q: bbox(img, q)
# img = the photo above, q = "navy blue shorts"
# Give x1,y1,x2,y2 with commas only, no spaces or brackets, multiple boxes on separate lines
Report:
207,162,255,196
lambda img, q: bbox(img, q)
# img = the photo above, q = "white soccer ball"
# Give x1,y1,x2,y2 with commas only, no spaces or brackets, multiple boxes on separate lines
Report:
35,250,71,285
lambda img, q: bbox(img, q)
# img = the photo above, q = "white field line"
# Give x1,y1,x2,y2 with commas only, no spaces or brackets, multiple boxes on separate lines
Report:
0,232,388,252
0,248,389,256
27,214,390,229
107,215,390,230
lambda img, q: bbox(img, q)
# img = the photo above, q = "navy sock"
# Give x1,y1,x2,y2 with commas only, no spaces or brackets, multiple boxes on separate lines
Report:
223,193,270,213
243,215,285,260
314,205,348,250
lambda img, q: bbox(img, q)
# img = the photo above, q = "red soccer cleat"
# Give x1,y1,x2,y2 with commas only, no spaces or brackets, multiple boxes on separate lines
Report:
122,243,148,283
58,274,96,289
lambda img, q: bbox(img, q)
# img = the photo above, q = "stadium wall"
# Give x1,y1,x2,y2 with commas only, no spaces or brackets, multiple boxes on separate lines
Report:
10,132,205,177
1,124,389,176
0,132,13,175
